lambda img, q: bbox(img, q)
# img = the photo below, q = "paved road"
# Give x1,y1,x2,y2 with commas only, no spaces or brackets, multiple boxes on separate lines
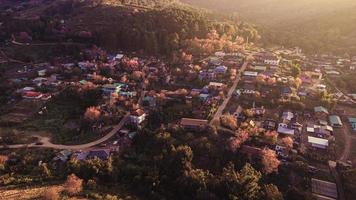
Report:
0,113,129,150
210,61,248,125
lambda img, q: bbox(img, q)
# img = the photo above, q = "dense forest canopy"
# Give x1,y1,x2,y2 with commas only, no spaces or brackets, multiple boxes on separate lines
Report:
182,0,356,55
0,0,258,56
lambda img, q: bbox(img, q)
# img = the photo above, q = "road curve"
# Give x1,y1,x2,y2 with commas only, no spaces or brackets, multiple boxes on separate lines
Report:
210,61,248,125
0,113,129,150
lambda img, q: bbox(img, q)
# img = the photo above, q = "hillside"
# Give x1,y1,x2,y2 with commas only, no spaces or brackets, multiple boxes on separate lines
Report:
0,0,258,56
182,0,356,54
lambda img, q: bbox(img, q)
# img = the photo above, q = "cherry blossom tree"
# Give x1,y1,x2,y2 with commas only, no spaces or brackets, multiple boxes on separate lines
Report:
261,148,280,174
64,174,83,195
84,107,101,121
282,137,293,150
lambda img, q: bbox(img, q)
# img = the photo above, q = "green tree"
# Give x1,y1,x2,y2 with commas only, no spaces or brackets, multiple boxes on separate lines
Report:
264,184,283,200
291,64,301,78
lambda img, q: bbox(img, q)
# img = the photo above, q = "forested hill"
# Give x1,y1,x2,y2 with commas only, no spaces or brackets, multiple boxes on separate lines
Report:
182,0,356,55
0,0,258,56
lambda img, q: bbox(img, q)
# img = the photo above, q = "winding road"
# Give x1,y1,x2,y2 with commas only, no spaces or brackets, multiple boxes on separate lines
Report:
210,61,248,125
0,113,129,150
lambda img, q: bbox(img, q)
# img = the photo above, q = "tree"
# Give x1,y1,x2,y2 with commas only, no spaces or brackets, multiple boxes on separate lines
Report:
261,148,280,174
132,71,143,80
0,155,8,170
264,184,283,200
43,188,60,200
264,131,278,145
84,106,101,121
220,114,238,130
228,130,249,152
219,162,262,200
181,52,193,63
239,163,262,200
64,174,83,195
291,64,301,78
282,137,293,150
228,137,242,152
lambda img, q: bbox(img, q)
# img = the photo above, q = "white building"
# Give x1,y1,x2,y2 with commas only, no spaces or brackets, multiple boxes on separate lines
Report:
308,136,329,149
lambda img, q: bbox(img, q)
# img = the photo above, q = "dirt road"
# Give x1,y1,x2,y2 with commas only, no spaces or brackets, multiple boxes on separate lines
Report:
0,113,129,150
210,61,248,125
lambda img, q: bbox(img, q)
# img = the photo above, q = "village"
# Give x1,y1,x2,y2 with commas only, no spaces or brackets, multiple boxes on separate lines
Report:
1,44,356,200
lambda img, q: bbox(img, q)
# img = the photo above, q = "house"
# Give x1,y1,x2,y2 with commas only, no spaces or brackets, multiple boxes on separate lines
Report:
314,106,329,119
209,57,222,66
310,71,323,80
71,151,88,161
263,55,280,66
298,88,309,97
102,83,126,96
130,109,147,125
264,119,277,130
37,69,47,76
53,150,72,162
277,123,295,136
282,111,294,123
199,70,215,80
87,149,110,160
329,115,343,127
33,77,47,86
308,136,329,149
209,82,225,89
18,86,35,93
215,65,228,74
233,106,243,118
316,84,327,92
281,87,293,97
251,65,267,71
252,107,266,117
142,96,156,108
311,178,337,200
78,62,96,70
180,118,208,130
325,70,340,76
199,93,210,102
115,54,124,60
243,71,258,78
22,91,43,99
348,117,356,132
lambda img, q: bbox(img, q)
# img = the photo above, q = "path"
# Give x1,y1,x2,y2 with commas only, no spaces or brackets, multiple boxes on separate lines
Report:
0,113,129,150
329,161,346,200
210,61,248,125
338,122,356,161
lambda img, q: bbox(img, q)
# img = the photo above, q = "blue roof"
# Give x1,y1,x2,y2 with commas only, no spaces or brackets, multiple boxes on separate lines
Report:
281,87,292,94
87,150,110,160
199,94,209,98
329,115,343,126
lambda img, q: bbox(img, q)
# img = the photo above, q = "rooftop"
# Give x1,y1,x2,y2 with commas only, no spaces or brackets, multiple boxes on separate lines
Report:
308,136,329,147
314,106,329,114
311,178,337,200
329,115,343,126
181,118,208,127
